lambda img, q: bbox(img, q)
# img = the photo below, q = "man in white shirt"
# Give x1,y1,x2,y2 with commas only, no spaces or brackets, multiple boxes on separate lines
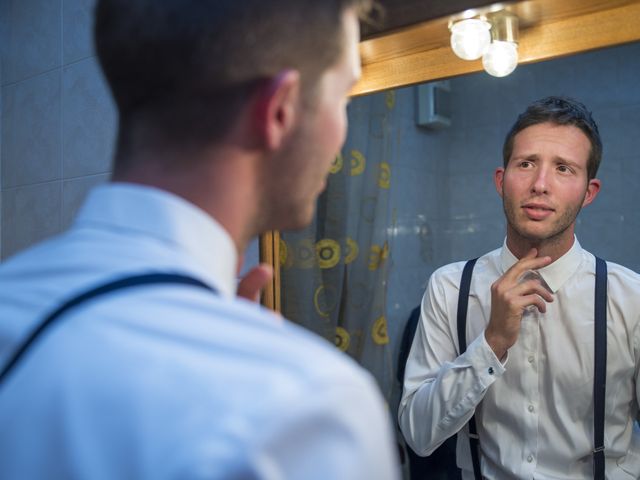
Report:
399,96,640,479
0,1,400,479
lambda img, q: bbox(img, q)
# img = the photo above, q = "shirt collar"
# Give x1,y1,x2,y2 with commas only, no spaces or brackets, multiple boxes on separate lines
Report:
499,236,583,293
74,182,238,298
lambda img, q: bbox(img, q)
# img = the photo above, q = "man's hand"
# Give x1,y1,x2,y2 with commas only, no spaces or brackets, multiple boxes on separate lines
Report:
485,249,554,359
237,263,273,302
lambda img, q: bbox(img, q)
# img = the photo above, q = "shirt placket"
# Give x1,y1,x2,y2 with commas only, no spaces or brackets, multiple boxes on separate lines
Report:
520,308,540,476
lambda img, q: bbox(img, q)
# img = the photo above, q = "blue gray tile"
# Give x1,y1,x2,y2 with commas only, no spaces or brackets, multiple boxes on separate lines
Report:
2,0,62,85
2,69,62,188
449,172,501,219
576,211,630,267
1,181,62,260
446,216,505,261
0,0,8,84
617,42,640,106
63,0,96,64
448,125,502,175
61,173,109,229
238,237,260,278
62,57,116,178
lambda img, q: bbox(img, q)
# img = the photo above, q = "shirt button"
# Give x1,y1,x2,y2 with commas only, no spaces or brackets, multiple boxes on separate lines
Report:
528,405,534,413
488,367,494,375
528,355,535,363
527,455,533,463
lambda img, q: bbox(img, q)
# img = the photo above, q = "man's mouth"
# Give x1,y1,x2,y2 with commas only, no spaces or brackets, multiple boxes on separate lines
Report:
522,203,555,220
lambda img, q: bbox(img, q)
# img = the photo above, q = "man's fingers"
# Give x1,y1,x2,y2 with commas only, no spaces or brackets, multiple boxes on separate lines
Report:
503,249,552,282
514,279,554,303
521,294,549,314
237,263,274,302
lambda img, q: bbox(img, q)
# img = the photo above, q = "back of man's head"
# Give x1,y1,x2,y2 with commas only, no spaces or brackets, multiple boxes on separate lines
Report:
94,0,370,160
502,96,602,180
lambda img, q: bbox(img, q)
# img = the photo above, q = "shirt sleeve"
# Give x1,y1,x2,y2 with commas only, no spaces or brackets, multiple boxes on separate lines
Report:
398,269,505,456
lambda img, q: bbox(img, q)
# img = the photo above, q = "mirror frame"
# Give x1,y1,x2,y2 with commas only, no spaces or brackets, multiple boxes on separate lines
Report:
260,0,640,310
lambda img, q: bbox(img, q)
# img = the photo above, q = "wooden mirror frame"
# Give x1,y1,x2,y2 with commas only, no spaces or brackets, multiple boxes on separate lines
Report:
260,0,640,311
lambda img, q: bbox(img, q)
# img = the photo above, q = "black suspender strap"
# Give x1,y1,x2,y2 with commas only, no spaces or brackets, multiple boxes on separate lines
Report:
593,257,607,480
0,273,216,387
457,258,481,480
456,257,608,480
456,259,478,356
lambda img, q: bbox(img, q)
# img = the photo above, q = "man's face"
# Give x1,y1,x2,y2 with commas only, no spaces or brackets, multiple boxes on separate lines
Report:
495,122,600,249
265,8,361,230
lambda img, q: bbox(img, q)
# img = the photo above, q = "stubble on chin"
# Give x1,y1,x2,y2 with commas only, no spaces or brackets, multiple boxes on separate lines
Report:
502,198,581,245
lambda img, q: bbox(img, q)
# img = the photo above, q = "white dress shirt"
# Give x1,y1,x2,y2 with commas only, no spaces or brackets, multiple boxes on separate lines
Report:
0,183,399,480
399,239,640,479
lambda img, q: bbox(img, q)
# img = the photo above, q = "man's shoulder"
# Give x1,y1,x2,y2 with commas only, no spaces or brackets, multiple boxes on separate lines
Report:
430,248,500,284
599,257,640,292
260,307,378,388
0,230,68,274
141,294,378,393
602,258,640,279
579,248,640,282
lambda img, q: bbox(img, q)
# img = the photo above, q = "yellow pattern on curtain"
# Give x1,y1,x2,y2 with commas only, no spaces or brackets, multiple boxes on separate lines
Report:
280,90,397,400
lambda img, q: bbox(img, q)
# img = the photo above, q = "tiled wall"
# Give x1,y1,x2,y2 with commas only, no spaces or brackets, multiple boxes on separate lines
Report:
384,86,451,354
0,0,265,269
447,42,640,270
0,0,115,260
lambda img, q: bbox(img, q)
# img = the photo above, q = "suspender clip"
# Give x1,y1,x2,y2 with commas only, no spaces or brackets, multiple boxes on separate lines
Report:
593,445,605,453
468,433,480,440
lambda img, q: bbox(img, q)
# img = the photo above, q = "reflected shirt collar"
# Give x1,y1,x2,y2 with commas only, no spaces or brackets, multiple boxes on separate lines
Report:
499,236,583,293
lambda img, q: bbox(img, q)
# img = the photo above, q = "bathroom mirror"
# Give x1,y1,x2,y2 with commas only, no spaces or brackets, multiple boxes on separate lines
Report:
259,1,640,413
260,0,640,311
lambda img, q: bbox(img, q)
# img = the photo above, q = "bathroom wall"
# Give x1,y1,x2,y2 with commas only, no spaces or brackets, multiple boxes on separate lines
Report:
384,86,452,359
0,0,115,260
0,0,263,270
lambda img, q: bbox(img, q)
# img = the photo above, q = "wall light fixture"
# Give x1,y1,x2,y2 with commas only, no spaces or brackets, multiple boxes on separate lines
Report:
483,11,519,77
449,10,520,77
449,18,492,61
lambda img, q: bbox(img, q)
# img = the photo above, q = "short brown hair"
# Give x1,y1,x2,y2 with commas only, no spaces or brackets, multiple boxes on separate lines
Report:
502,96,603,181
95,0,371,157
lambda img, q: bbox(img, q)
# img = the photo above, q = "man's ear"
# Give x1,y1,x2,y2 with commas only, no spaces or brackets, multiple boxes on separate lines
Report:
253,70,301,151
494,167,505,198
582,178,601,207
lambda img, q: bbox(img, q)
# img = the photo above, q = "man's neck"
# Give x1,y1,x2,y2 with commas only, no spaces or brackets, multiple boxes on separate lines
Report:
111,146,261,256
505,229,575,263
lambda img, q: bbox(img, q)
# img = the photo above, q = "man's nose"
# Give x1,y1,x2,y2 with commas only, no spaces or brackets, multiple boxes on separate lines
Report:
531,167,548,194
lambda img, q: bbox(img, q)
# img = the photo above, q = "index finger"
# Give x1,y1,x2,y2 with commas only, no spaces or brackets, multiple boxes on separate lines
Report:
502,248,552,282
237,263,274,302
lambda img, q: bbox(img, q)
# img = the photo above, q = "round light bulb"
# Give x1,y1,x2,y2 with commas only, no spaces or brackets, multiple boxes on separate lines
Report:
482,41,519,77
450,19,491,61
